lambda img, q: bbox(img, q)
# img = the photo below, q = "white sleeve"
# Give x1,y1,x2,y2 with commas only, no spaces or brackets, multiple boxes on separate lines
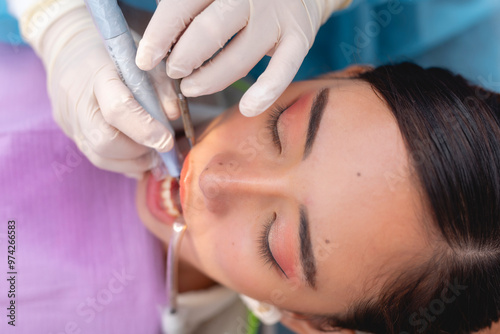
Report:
6,0,43,18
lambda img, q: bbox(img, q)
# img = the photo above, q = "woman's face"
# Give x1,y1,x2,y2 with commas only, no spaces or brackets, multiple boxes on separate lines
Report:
136,68,433,315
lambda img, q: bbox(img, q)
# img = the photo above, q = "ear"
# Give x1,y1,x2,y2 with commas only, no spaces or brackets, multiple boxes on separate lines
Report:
318,64,374,80
342,64,374,76
475,320,500,334
280,311,355,334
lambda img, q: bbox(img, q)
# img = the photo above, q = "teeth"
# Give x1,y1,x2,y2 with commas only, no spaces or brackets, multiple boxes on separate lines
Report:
160,177,181,217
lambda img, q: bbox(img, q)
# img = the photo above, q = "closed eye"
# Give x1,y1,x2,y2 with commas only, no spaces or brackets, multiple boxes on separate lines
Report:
258,212,288,278
266,104,288,154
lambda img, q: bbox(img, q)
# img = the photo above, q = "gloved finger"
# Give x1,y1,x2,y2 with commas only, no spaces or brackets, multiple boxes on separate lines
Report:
149,61,181,120
166,0,250,79
179,25,277,97
74,138,161,175
94,65,174,153
136,0,212,71
239,35,309,116
77,103,153,160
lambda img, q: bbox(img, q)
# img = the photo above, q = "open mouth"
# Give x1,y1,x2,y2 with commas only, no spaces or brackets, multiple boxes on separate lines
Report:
146,174,182,225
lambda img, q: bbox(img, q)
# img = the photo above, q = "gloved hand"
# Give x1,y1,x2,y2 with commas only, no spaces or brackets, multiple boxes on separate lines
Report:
19,0,180,179
136,0,352,117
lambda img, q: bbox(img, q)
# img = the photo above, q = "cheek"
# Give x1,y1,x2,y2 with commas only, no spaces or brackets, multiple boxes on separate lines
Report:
196,111,274,166
194,226,253,290
231,115,276,160
187,212,276,297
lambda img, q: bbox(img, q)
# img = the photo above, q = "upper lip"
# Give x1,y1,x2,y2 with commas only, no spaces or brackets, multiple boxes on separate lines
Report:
179,152,191,211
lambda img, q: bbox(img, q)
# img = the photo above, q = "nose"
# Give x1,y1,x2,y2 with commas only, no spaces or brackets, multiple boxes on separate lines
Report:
198,153,287,212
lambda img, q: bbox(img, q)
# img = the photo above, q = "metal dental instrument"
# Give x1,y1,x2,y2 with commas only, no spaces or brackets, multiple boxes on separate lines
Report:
166,218,187,314
152,0,192,316
174,79,196,148
85,0,190,319
84,0,182,179
154,0,195,149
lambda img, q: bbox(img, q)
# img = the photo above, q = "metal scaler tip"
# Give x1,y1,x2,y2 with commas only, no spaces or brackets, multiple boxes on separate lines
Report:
174,79,195,148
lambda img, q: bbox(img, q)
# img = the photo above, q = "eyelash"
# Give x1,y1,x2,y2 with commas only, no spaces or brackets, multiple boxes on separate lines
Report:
258,212,288,277
266,104,287,153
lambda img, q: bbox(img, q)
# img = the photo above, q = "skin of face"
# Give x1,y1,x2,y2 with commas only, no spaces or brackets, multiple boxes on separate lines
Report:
135,67,435,318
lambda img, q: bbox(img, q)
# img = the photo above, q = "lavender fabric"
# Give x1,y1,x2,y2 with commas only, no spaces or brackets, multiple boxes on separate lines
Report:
0,42,166,333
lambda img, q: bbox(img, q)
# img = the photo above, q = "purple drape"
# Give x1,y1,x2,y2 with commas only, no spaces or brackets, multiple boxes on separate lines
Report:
0,42,166,334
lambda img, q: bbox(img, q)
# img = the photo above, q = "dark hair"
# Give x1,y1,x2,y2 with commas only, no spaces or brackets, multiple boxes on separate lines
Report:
307,63,500,333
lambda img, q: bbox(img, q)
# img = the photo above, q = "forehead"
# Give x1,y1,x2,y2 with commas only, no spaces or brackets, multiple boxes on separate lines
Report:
297,79,431,309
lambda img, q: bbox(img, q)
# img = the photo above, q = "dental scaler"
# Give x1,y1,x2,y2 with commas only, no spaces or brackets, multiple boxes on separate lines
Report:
152,0,191,316
85,0,192,319
84,0,182,179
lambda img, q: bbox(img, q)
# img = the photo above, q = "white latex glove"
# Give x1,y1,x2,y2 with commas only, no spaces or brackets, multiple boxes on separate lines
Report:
136,0,352,117
18,0,180,179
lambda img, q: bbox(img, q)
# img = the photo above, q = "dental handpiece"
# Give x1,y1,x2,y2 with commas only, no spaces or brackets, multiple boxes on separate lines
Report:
84,0,182,179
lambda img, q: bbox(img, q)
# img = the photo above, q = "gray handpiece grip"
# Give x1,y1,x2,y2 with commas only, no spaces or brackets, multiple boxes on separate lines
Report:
85,0,181,177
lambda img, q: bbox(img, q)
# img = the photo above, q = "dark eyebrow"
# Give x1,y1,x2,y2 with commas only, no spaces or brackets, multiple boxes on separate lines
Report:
303,88,329,159
299,205,317,289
